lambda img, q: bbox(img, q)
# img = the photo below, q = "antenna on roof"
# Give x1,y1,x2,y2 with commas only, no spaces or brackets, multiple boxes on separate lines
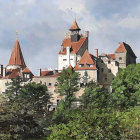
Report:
70,7,76,20
16,31,18,40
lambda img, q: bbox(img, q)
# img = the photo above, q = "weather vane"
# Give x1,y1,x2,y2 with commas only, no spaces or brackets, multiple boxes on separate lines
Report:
70,8,76,20
16,31,18,39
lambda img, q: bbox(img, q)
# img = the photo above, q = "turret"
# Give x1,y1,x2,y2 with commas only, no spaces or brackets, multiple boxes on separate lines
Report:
69,20,81,42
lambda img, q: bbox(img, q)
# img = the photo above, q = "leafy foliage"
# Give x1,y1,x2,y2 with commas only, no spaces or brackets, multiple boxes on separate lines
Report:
57,67,80,108
0,78,51,139
111,64,140,109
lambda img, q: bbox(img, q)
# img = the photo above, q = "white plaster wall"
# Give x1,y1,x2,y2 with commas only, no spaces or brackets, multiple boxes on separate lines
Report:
32,77,60,105
6,65,22,70
58,48,77,71
70,54,76,68
0,79,11,93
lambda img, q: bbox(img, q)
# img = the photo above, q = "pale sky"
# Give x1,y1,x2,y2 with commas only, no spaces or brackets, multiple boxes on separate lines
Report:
0,0,140,74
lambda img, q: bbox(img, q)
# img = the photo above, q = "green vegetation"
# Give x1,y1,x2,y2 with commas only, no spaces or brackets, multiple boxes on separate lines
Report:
1,64,140,139
0,77,51,140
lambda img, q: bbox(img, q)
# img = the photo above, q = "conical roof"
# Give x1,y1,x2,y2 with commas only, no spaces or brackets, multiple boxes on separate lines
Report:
69,20,81,31
8,40,26,66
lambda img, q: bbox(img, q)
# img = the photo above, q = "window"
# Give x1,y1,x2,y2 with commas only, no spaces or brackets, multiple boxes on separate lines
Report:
105,77,107,81
54,82,58,86
70,59,73,60
48,83,52,86
63,59,67,61
24,74,30,78
119,57,122,60
108,69,111,73
86,64,90,67
57,100,59,105
101,68,104,72
108,61,111,64
80,64,84,67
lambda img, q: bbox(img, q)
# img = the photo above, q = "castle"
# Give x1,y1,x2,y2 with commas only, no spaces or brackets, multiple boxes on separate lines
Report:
0,20,137,109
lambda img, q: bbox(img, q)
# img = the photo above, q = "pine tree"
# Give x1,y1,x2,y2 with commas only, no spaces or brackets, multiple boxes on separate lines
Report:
57,67,80,108
0,77,50,139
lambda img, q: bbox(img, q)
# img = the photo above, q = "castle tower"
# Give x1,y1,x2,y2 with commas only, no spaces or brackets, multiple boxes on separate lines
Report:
69,20,81,42
58,20,88,71
7,39,26,70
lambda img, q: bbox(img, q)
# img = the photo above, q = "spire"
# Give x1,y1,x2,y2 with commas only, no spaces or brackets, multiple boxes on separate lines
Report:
69,20,81,31
8,39,26,66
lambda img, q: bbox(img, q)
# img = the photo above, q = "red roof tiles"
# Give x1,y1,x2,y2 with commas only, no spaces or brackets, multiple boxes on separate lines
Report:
74,50,97,71
6,68,20,79
69,20,81,31
8,40,26,66
22,67,32,73
59,37,87,55
41,71,53,76
115,42,127,53
115,42,137,58
108,54,115,60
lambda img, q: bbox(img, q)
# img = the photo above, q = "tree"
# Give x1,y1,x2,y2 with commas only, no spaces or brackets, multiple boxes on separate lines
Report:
82,70,89,86
81,81,110,109
111,64,140,110
0,78,50,139
57,67,80,108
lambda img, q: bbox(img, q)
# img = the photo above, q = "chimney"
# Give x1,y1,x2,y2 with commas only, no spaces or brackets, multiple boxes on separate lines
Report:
0,65,3,76
85,31,89,37
3,67,6,77
94,49,98,57
38,68,41,76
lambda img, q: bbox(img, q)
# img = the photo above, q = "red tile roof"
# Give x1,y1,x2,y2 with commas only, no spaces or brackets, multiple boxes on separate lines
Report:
79,50,95,64
33,73,61,78
59,37,87,55
22,67,32,73
74,50,97,70
115,42,127,53
6,68,21,79
115,42,137,58
69,20,81,31
108,54,115,60
8,40,26,66
41,71,53,76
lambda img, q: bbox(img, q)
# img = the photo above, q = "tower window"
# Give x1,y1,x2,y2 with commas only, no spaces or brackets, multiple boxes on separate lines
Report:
86,64,90,67
105,77,107,82
101,68,104,72
63,59,67,61
80,64,84,67
119,57,122,60
108,69,111,73
48,83,52,86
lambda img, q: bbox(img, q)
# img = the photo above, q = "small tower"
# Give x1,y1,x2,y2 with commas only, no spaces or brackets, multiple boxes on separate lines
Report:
69,20,81,42
7,39,26,70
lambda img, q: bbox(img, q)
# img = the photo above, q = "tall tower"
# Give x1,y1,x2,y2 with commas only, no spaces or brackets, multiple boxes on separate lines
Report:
7,39,26,70
69,20,81,42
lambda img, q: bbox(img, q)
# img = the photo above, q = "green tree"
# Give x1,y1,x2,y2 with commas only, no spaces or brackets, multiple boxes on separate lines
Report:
57,67,80,108
81,81,110,109
111,64,140,110
0,78,51,139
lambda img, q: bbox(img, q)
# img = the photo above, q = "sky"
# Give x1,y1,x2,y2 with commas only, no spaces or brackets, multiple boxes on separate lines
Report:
0,0,140,75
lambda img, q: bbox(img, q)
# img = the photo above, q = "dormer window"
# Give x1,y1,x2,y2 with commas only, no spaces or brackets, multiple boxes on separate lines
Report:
79,64,84,67
86,64,90,67
24,74,30,78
